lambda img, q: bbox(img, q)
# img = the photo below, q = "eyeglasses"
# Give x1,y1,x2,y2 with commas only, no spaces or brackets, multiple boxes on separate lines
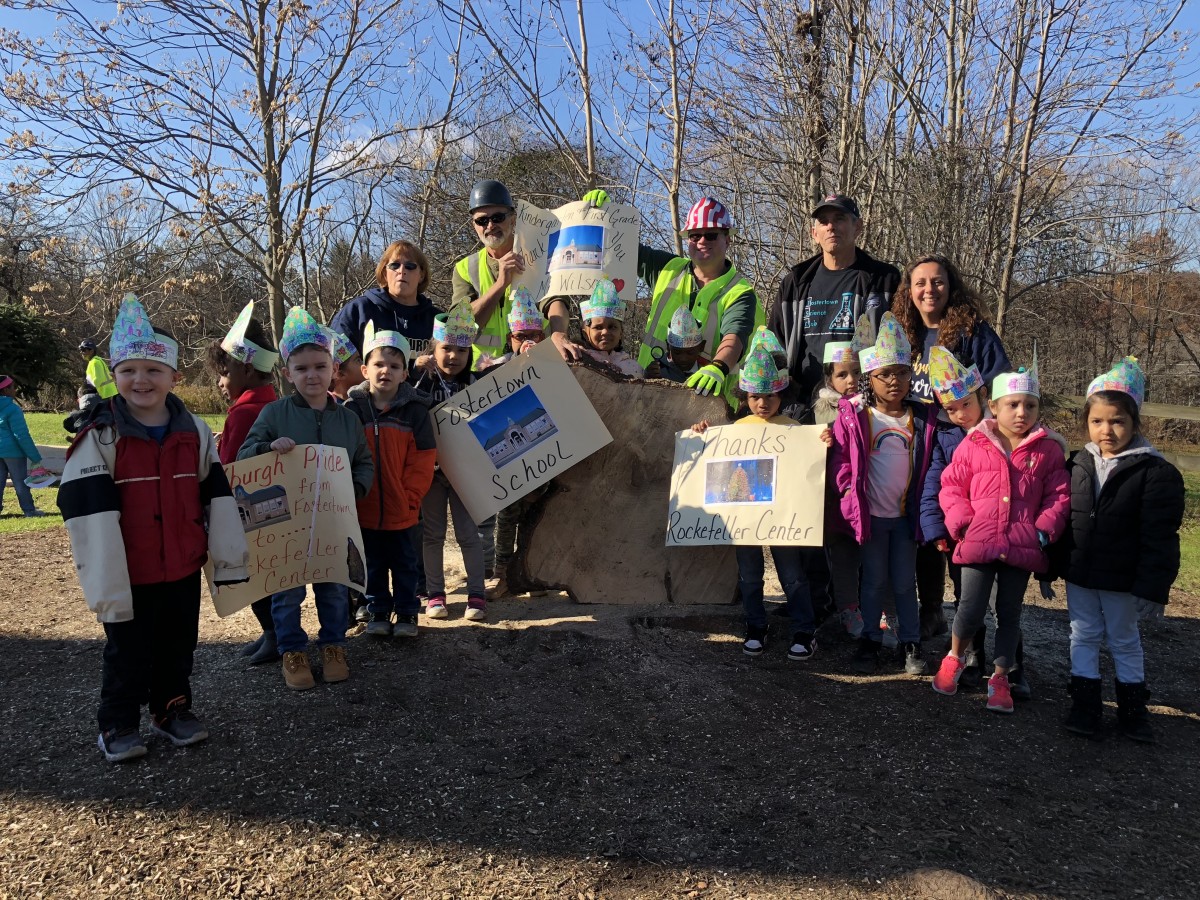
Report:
473,212,510,227
386,261,419,272
687,231,723,243
870,369,912,383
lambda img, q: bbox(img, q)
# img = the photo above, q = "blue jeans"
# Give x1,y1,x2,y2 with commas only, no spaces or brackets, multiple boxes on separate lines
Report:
363,526,420,620
735,545,815,633
271,582,348,654
1067,582,1144,682
0,457,37,514
860,516,919,644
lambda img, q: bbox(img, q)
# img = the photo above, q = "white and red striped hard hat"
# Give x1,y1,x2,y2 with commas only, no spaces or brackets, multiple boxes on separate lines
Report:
680,197,734,235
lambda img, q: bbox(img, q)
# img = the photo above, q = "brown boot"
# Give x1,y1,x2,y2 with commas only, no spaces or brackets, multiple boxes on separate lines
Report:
321,645,350,683
487,575,514,600
282,651,315,691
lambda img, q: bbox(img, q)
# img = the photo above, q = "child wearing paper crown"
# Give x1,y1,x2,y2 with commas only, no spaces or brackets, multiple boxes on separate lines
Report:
205,302,282,665
344,322,437,638
645,306,706,383
931,351,1069,714
56,295,249,763
578,278,645,378
692,329,818,660
237,307,374,691
0,374,49,517
330,330,365,402
411,301,490,622
1050,358,1183,742
830,313,939,676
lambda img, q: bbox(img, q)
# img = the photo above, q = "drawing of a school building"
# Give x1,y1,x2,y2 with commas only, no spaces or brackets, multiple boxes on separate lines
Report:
234,484,291,532
548,236,603,271
482,408,559,468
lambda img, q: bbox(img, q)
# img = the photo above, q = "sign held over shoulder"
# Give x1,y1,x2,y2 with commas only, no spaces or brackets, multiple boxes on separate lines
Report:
667,424,826,546
430,339,613,523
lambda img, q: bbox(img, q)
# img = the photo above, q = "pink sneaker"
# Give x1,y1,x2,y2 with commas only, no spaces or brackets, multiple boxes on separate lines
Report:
464,594,487,622
987,673,1014,713
932,654,966,695
425,593,448,620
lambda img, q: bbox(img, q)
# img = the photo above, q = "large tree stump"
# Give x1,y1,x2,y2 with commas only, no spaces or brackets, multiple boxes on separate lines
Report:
508,360,739,605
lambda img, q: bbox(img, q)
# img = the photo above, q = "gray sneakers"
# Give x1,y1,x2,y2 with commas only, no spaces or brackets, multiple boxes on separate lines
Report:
97,728,148,763
150,710,210,746
392,614,419,638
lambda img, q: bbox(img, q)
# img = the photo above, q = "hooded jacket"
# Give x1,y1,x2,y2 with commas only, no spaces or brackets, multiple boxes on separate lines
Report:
56,395,249,623
0,394,41,463
1052,439,1184,604
217,383,278,466
329,287,439,363
938,419,1070,573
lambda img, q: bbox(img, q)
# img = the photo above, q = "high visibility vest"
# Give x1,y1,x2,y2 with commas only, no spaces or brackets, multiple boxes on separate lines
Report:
455,249,512,357
638,257,764,407
86,356,118,399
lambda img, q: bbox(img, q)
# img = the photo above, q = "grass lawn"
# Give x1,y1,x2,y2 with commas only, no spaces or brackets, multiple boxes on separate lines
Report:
24,411,224,446
0,486,61,534
1180,471,1200,595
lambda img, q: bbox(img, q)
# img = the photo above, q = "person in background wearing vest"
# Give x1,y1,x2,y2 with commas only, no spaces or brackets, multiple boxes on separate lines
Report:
770,194,900,423
544,193,762,409
78,338,118,410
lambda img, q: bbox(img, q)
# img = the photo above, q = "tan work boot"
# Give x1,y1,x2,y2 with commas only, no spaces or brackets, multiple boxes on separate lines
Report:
487,575,514,601
321,645,350,683
282,651,315,691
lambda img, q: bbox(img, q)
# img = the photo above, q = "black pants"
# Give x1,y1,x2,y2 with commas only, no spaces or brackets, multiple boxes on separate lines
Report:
98,571,201,732
916,542,946,610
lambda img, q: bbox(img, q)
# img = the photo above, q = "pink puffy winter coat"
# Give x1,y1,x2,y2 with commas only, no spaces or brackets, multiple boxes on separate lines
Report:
938,419,1070,574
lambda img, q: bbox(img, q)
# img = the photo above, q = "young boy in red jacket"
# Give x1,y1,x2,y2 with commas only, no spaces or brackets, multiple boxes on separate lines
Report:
345,322,437,637
58,295,248,763
206,301,281,664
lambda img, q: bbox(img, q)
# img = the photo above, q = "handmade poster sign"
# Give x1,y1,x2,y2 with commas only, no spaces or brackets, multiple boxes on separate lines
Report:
513,199,639,307
203,445,367,617
430,339,613,523
667,424,826,546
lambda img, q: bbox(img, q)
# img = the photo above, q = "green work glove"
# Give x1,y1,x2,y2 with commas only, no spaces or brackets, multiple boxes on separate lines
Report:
582,189,609,207
687,364,726,397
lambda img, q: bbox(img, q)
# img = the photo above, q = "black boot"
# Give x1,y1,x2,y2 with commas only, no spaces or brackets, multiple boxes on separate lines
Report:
248,630,280,666
1114,680,1155,744
1063,676,1103,738
919,599,948,640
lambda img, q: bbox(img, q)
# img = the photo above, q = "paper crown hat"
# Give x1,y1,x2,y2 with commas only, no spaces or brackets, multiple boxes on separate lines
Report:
667,306,703,348
362,320,411,363
506,286,546,334
331,330,356,364
746,325,786,366
738,342,790,394
991,344,1039,400
1087,355,1145,408
279,307,334,361
822,341,856,365
221,302,279,373
928,346,985,405
432,301,478,348
852,312,910,372
110,294,179,370
579,277,626,322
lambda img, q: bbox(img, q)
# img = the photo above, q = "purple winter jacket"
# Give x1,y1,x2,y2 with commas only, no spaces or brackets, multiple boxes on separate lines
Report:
830,396,938,545
938,419,1070,574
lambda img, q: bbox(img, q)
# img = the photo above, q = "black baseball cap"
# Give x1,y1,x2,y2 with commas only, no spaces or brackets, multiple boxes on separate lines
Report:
811,194,861,218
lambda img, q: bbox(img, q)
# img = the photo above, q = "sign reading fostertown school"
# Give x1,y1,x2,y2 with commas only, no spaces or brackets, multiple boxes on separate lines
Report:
667,424,826,547
203,445,367,617
429,339,613,523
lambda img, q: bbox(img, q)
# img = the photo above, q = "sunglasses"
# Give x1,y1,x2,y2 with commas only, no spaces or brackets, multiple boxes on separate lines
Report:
386,260,419,272
473,212,510,227
687,231,723,243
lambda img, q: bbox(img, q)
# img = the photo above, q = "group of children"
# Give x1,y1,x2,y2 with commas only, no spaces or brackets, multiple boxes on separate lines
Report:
701,310,1183,743
51,275,1184,762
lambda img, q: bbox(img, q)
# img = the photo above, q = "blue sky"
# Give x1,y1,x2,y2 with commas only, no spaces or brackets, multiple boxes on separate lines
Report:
467,384,551,447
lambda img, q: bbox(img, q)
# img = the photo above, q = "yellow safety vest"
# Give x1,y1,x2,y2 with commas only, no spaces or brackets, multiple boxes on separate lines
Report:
455,249,513,358
638,257,764,407
86,356,118,399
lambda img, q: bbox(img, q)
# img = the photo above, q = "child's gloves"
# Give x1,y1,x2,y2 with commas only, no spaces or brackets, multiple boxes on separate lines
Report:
582,189,609,207
687,364,726,397
1136,597,1164,621
1037,530,1049,550
1038,581,1056,600
935,539,951,553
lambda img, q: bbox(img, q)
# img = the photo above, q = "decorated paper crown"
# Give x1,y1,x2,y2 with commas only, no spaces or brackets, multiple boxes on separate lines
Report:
928,346,985,405
432,301,479,348
746,325,786,366
110,293,179,370
506,286,546,334
991,344,1039,400
579,277,626,322
1087,356,1145,409
822,341,856,365
739,343,790,394
24,465,58,489
331,330,356,364
362,321,411,363
279,307,334,362
853,312,910,373
221,302,280,372
667,306,703,348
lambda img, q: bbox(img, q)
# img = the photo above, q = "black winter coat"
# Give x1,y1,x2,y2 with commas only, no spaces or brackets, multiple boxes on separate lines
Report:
1052,446,1184,605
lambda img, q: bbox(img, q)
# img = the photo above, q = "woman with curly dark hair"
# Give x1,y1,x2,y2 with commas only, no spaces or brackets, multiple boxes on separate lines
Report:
891,255,1012,644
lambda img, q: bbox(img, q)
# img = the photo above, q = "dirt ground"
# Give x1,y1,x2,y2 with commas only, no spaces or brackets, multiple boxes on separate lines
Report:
1,527,1198,899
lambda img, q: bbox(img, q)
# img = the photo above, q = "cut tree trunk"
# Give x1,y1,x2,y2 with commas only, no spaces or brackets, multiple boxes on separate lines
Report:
508,359,739,605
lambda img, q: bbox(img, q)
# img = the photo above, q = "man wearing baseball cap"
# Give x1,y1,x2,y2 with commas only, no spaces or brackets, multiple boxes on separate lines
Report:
77,338,117,408
769,194,900,418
